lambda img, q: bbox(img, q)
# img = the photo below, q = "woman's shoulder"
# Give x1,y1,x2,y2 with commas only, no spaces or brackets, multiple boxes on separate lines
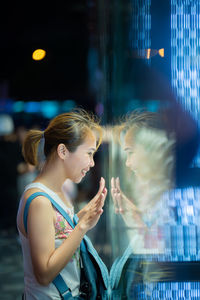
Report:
22,182,53,209
17,183,54,236
23,181,47,197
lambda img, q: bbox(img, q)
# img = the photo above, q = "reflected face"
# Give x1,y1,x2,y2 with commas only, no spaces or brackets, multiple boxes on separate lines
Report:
124,130,136,172
65,130,97,183
124,129,145,175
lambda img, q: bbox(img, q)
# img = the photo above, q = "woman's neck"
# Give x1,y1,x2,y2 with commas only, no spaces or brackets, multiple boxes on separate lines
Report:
34,160,66,194
33,159,74,209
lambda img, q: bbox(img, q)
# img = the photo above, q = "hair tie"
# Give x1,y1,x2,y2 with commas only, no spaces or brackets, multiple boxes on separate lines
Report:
38,131,46,165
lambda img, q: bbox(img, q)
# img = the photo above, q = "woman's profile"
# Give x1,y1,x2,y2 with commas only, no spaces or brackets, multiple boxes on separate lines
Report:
17,109,108,299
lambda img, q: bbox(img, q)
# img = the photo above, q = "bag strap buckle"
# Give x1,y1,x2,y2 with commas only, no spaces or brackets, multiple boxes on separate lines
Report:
61,288,71,299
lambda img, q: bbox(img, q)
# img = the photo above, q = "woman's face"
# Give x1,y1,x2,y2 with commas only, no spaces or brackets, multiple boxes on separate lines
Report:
65,130,97,183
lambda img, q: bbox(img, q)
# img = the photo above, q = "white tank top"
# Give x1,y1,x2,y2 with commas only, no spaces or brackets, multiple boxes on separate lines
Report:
18,182,81,299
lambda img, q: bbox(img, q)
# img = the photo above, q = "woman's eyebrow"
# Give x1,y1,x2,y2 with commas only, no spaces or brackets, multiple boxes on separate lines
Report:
124,147,132,151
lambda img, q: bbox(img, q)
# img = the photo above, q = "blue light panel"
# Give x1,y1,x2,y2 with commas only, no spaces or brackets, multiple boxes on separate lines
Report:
171,0,200,167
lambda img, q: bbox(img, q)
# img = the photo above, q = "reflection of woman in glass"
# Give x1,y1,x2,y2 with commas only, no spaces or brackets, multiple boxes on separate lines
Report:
17,109,108,299
110,111,175,299
111,112,174,233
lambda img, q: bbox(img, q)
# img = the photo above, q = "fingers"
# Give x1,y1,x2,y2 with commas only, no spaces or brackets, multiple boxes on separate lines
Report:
97,187,107,213
116,177,130,213
111,177,119,213
111,177,122,212
99,177,105,192
89,177,105,206
101,187,107,205
110,177,115,199
80,198,103,231
116,177,121,192
115,177,123,212
101,187,107,200
116,191,124,214
111,177,123,213
111,177,116,190
94,177,105,201
88,186,107,216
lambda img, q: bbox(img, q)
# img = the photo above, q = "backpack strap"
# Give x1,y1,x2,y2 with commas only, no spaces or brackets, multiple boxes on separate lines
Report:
73,217,109,298
53,274,73,299
23,191,75,299
110,240,136,290
23,192,75,233
82,235,109,289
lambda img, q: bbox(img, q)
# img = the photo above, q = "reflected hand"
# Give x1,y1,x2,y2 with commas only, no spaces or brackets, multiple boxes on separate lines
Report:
111,177,136,213
111,177,144,227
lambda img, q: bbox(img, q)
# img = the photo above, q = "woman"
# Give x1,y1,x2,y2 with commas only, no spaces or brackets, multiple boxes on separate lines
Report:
17,109,108,299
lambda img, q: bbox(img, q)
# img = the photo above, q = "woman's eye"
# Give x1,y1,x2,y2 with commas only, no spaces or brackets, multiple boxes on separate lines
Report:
127,152,133,156
88,152,93,157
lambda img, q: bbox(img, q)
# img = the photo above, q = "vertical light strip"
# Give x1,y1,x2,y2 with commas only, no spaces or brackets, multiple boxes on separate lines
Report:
129,0,151,60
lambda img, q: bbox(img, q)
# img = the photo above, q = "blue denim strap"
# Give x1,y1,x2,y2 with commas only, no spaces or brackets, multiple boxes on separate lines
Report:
23,192,75,233
110,243,134,289
73,210,109,289
53,274,73,299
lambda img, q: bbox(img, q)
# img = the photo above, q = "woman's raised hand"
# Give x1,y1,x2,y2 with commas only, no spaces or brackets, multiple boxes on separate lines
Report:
78,177,107,231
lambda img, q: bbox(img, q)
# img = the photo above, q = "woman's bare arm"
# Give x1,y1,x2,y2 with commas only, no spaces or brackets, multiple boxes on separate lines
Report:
27,186,106,286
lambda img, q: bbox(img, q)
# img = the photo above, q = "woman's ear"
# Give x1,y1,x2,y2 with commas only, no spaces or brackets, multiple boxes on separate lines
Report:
57,143,69,160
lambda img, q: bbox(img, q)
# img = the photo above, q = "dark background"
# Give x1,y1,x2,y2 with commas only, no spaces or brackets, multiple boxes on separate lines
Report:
0,2,95,107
